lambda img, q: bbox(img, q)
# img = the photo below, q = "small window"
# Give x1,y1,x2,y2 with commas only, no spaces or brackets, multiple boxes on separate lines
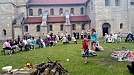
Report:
60,24,64,31
72,24,76,30
3,29,6,36
120,23,123,29
115,0,120,6
49,25,53,31
38,9,42,16
25,25,28,32
29,9,33,16
70,8,74,15
50,8,54,15
105,0,109,6
81,24,85,30
59,8,63,15
36,25,40,32
81,7,84,15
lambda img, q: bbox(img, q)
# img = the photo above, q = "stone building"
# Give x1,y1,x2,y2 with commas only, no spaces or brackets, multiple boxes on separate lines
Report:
0,0,134,41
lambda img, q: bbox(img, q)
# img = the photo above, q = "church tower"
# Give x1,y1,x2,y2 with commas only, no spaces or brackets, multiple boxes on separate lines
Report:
0,0,28,42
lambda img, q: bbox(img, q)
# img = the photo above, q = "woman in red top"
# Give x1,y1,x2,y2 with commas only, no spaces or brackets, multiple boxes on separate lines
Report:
82,37,89,64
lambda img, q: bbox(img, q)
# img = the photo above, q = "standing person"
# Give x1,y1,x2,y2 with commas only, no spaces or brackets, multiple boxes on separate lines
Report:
81,31,84,39
82,37,89,64
90,28,99,51
73,31,76,39
18,35,20,43
84,30,87,38
117,32,122,43
104,33,109,43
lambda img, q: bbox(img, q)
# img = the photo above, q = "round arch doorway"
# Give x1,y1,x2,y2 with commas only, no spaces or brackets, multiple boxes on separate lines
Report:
102,23,111,36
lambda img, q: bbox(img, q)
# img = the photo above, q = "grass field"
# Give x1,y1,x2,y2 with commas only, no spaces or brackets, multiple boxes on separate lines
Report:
0,38,134,75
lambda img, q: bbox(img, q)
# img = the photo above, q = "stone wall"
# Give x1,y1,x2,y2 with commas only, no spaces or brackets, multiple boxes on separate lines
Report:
24,22,89,38
0,1,14,40
28,5,86,16
87,0,134,37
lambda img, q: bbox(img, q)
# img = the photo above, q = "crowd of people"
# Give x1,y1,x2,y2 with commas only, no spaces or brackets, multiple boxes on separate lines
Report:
103,32,122,43
2,31,90,56
103,32,134,43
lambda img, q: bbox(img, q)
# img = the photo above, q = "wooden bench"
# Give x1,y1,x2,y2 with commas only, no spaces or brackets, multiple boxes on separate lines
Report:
1,49,6,55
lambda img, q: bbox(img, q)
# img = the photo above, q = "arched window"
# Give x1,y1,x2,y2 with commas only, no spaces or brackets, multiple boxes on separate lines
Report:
70,8,74,15
60,24,64,31
105,0,109,6
38,9,42,16
81,24,85,30
49,25,53,31
72,24,76,30
59,8,63,15
25,25,28,32
50,8,54,15
81,7,84,15
120,23,123,29
36,25,40,32
3,29,6,36
29,9,33,16
115,0,120,6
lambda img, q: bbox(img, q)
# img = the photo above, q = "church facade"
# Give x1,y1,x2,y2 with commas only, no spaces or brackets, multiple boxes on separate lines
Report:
0,0,134,40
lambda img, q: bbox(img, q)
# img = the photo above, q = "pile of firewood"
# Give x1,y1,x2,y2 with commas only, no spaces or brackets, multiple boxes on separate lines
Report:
30,57,69,75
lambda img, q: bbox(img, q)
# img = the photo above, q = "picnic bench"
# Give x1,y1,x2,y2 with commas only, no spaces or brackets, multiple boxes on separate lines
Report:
1,48,6,55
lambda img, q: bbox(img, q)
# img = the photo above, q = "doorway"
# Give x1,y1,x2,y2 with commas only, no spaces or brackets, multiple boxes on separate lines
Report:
102,23,111,36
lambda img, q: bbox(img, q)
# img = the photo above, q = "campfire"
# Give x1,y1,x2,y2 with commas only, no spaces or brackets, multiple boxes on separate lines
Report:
30,57,69,75
110,47,134,62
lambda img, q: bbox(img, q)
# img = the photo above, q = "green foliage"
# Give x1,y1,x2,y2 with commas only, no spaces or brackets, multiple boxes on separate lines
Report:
0,39,134,75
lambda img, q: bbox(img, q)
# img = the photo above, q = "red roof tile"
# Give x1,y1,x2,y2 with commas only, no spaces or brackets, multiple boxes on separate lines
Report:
47,16,66,22
70,16,89,22
29,0,87,4
24,16,90,23
24,17,42,23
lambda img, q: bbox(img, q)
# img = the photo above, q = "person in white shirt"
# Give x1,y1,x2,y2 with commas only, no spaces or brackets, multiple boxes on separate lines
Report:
104,33,109,43
72,36,77,44
23,38,30,51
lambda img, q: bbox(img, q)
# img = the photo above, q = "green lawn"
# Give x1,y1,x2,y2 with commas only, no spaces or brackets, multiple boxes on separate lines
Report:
0,38,134,75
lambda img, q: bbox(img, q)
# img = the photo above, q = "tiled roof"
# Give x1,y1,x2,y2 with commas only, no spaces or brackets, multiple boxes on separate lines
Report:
47,16,66,23
24,17,42,23
28,0,87,5
70,16,89,22
24,16,90,23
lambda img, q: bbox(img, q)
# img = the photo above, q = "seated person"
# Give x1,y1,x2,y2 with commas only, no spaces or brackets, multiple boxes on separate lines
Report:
19,40,24,51
31,37,36,49
27,37,35,49
3,39,13,55
62,35,67,44
37,36,44,48
72,36,77,44
10,39,20,52
23,38,30,51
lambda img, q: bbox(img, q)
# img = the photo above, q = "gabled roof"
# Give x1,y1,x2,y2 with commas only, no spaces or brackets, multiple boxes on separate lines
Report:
28,0,87,5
